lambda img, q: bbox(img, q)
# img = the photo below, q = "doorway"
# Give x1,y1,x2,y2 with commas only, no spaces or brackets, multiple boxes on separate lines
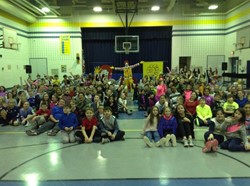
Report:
247,60,250,88
207,55,225,76
179,56,191,72
229,57,239,73
229,57,239,82
29,58,48,80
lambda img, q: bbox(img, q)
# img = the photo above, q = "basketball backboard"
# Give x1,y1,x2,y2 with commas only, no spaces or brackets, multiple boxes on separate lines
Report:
115,35,139,53
3,27,18,50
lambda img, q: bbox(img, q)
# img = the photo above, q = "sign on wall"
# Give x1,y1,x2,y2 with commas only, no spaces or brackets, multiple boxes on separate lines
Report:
142,61,163,78
60,35,71,54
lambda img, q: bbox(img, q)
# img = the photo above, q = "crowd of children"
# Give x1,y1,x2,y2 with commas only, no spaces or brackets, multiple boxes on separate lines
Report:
0,66,250,152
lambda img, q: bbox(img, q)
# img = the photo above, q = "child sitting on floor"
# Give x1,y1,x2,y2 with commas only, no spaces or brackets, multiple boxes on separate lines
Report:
59,105,78,143
158,107,178,147
99,106,125,144
142,106,166,147
75,107,101,143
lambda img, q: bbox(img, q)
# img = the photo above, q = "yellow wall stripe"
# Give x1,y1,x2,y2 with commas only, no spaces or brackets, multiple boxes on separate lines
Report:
1,5,250,28
0,10,30,26
30,19,226,28
225,8,250,23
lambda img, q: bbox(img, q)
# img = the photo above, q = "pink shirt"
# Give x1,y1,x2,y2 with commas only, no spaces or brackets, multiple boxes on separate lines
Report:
156,84,167,100
227,124,241,133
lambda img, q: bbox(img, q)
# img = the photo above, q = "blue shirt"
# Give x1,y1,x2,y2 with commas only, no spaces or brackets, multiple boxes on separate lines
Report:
58,112,78,130
51,106,64,120
236,98,248,108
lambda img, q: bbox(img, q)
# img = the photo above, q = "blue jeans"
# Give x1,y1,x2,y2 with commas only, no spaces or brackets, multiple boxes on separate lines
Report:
220,138,245,152
204,132,224,144
145,131,160,142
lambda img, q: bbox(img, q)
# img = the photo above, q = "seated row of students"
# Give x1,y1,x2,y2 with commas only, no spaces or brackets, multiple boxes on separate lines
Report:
143,103,250,151
25,98,125,144
142,104,194,148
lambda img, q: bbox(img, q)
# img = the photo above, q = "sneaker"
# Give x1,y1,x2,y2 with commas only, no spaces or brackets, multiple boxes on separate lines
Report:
245,143,250,151
156,138,166,147
184,139,189,147
26,130,38,136
143,136,153,147
127,110,133,115
101,138,110,144
165,134,171,147
47,130,58,136
202,141,212,153
13,120,20,126
25,122,31,127
188,138,194,147
211,139,219,152
170,134,177,147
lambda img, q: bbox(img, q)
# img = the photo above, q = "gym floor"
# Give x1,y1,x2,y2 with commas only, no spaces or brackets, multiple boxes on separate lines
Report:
0,110,249,186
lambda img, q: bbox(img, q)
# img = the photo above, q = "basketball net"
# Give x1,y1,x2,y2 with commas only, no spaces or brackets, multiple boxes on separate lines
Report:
124,46,130,55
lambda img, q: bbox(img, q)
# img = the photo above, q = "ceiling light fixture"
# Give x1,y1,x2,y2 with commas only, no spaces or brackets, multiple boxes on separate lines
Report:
151,6,160,11
93,6,102,12
208,5,218,10
41,7,50,13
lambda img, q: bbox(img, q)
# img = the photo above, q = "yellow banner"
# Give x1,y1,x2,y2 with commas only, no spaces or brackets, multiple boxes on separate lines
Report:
60,35,71,54
143,61,163,78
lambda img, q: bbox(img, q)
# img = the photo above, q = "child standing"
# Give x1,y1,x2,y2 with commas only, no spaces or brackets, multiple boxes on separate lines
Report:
75,107,101,143
158,107,178,147
142,106,166,147
58,105,78,143
221,108,250,151
99,107,125,144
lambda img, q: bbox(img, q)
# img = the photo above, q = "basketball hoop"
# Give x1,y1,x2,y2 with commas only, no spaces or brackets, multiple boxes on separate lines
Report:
123,42,131,55
124,46,130,55
9,42,21,50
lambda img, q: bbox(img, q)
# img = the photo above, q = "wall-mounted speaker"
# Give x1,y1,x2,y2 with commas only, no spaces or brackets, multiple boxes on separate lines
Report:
222,62,227,71
25,65,32,74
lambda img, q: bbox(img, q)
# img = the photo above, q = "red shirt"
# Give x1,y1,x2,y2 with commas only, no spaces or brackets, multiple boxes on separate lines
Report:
184,100,198,116
81,117,98,130
36,109,51,116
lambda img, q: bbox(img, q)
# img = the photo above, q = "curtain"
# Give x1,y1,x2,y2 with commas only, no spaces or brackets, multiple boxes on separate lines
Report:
81,27,172,74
